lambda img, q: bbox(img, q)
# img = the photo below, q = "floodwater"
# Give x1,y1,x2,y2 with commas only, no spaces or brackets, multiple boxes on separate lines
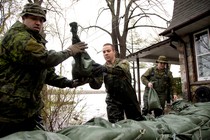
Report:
77,92,144,123
77,93,107,123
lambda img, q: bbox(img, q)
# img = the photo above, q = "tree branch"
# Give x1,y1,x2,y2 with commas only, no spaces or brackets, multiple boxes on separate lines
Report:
131,12,169,22
81,25,111,36
128,25,167,30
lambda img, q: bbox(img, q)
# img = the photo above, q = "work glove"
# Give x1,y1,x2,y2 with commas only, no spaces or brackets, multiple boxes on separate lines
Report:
70,78,90,88
66,42,88,56
92,63,107,76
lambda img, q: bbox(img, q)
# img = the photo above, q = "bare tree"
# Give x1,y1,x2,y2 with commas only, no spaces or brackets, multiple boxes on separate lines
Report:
81,0,172,58
0,0,23,36
42,87,85,131
48,13,71,75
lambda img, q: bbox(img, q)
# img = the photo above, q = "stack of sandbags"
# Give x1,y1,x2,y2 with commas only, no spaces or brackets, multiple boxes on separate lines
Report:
2,100,210,140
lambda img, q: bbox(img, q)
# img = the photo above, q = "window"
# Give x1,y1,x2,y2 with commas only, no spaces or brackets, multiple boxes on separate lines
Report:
194,29,210,81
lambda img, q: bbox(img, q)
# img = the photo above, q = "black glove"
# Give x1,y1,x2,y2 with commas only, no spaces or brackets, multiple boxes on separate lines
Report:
70,78,90,88
92,63,107,76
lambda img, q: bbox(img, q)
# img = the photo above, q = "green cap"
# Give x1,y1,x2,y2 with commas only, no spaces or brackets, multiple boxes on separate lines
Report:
156,55,168,63
20,3,46,22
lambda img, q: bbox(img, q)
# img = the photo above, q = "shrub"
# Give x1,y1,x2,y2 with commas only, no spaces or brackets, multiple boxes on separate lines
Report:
41,86,86,131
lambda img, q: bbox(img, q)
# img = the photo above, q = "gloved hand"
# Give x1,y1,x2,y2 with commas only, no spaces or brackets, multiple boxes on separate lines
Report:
70,78,90,88
92,63,107,76
66,42,88,56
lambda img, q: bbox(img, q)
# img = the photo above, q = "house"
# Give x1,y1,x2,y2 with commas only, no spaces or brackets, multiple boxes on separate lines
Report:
126,0,210,102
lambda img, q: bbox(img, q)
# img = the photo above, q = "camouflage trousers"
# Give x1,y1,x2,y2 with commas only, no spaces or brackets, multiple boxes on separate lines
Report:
105,93,143,123
0,113,45,138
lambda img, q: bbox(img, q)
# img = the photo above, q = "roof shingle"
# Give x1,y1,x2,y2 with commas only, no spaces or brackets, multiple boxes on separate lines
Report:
160,0,210,36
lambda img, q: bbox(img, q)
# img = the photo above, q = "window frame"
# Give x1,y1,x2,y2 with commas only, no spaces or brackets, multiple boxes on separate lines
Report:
194,28,210,81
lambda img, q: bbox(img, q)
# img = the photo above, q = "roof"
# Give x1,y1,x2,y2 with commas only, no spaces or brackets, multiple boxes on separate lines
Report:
126,0,210,64
126,39,179,65
160,0,210,36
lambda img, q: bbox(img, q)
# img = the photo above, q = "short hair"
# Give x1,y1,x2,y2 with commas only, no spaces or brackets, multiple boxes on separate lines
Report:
103,43,115,50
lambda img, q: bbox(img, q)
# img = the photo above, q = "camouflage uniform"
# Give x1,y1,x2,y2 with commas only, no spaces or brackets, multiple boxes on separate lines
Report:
141,66,175,117
92,58,143,123
0,4,74,137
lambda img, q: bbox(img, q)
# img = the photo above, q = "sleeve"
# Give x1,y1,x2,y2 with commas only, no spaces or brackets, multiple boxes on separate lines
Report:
141,68,153,86
106,59,129,76
15,37,71,69
45,68,73,88
89,76,103,89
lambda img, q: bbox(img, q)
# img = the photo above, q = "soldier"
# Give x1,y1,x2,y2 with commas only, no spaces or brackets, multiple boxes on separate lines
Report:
141,56,178,117
91,43,144,123
0,3,88,137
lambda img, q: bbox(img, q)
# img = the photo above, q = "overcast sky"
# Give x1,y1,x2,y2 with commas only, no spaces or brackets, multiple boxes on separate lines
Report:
45,0,174,63
43,0,175,90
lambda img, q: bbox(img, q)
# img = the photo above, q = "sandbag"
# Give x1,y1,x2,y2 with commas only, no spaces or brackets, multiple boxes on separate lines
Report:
71,52,101,90
71,52,95,80
3,100,210,139
58,117,163,140
1,130,71,140
70,21,97,89
148,88,162,110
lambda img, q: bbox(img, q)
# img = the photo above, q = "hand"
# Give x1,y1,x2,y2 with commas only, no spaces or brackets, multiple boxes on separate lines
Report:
173,94,178,101
71,78,90,88
92,63,107,76
67,42,88,56
148,82,153,88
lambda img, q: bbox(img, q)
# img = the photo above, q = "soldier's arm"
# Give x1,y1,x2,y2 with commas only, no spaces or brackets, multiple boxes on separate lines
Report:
89,76,103,89
23,38,71,68
141,68,153,86
45,68,74,88
6,32,70,69
106,59,129,76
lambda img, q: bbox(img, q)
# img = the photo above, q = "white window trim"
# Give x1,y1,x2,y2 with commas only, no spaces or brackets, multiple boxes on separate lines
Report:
194,29,210,81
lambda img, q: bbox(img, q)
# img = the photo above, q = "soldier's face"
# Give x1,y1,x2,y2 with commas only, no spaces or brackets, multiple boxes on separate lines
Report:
103,45,116,64
157,62,166,70
22,15,44,32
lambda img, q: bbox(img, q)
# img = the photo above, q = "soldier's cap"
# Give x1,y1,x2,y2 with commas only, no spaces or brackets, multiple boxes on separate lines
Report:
20,3,46,22
156,55,168,63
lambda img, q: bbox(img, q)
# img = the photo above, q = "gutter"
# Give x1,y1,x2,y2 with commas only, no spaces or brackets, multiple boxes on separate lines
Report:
160,10,210,36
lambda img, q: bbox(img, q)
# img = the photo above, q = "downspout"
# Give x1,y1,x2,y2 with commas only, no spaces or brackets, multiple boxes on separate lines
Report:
171,32,191,101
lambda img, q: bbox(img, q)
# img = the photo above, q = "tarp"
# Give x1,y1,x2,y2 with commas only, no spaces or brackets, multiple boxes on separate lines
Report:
2,100,210,140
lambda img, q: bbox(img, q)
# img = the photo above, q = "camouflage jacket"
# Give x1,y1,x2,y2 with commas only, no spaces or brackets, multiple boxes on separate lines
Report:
0,21,72,123
90,58,134,93
104,58,132,91
141,66,176,96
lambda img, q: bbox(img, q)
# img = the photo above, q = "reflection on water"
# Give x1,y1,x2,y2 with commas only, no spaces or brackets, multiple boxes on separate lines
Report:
77,93,107,123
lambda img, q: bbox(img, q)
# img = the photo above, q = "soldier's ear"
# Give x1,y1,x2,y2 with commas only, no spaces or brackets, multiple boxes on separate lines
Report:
22,15,27,21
